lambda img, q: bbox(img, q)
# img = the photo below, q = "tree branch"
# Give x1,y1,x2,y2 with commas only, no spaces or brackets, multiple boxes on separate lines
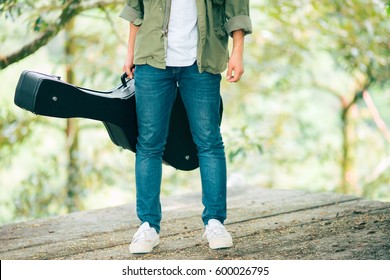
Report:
0,28,58,69
0,0,122,70
364,155,390,188
362,90,390,143
0,1,82,69
98,4,127,46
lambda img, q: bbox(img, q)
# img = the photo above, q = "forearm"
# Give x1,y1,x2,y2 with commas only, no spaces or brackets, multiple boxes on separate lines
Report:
231,29,245,57
127,22,140,57
123,22,140,78
226,30,245,83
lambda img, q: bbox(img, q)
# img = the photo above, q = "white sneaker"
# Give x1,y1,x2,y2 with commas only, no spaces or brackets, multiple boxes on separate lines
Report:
203,219,233,249
129,222,159,254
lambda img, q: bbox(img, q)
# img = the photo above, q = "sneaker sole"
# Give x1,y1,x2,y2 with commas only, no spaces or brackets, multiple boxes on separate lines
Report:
209,239,233,250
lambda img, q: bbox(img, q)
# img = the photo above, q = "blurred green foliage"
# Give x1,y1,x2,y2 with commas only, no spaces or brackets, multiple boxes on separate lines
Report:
0,0,389,225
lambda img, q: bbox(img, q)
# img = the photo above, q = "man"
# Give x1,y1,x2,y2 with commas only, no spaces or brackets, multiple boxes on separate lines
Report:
120,0,252,254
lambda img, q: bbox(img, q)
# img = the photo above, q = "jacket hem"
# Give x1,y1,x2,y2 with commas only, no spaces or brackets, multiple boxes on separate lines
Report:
134,58,166,70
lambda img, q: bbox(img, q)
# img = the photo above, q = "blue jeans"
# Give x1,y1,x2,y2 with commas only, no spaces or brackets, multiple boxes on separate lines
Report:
134,63,227,233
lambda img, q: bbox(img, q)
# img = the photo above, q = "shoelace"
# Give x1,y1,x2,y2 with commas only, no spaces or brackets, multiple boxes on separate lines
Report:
203,224,229,239
132,228,154,243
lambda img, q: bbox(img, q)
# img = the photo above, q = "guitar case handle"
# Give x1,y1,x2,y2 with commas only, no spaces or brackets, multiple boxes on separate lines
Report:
121,65,135,87
121,72,129,88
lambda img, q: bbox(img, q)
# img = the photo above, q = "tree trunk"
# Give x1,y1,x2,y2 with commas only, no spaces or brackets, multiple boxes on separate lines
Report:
338,93,360,194
64,19,82,212
339,102,351,194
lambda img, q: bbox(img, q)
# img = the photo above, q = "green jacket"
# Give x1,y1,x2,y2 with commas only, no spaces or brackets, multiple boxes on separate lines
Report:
120,0,252,74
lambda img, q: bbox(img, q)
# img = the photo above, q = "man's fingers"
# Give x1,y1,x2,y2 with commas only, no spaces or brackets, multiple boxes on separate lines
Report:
123,64,134,79
226,65,233,81
227,71,236,82
128,69,134,79
227,67,244,83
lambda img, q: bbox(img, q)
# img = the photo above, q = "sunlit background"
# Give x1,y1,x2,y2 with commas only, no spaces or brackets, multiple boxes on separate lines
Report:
0,0,389,226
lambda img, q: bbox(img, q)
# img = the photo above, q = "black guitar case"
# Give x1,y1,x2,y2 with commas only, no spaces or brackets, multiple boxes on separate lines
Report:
14,70,223,171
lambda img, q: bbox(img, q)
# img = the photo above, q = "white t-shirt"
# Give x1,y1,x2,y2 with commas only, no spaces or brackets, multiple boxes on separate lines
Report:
166,0,198,67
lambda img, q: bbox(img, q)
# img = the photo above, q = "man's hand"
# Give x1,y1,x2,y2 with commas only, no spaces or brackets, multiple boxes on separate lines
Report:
226,51,244,83
123,54,135,79
227,30,245,83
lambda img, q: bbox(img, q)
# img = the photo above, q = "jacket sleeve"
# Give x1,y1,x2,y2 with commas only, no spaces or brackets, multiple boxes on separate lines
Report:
119,0,144,26
224,0,253,36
